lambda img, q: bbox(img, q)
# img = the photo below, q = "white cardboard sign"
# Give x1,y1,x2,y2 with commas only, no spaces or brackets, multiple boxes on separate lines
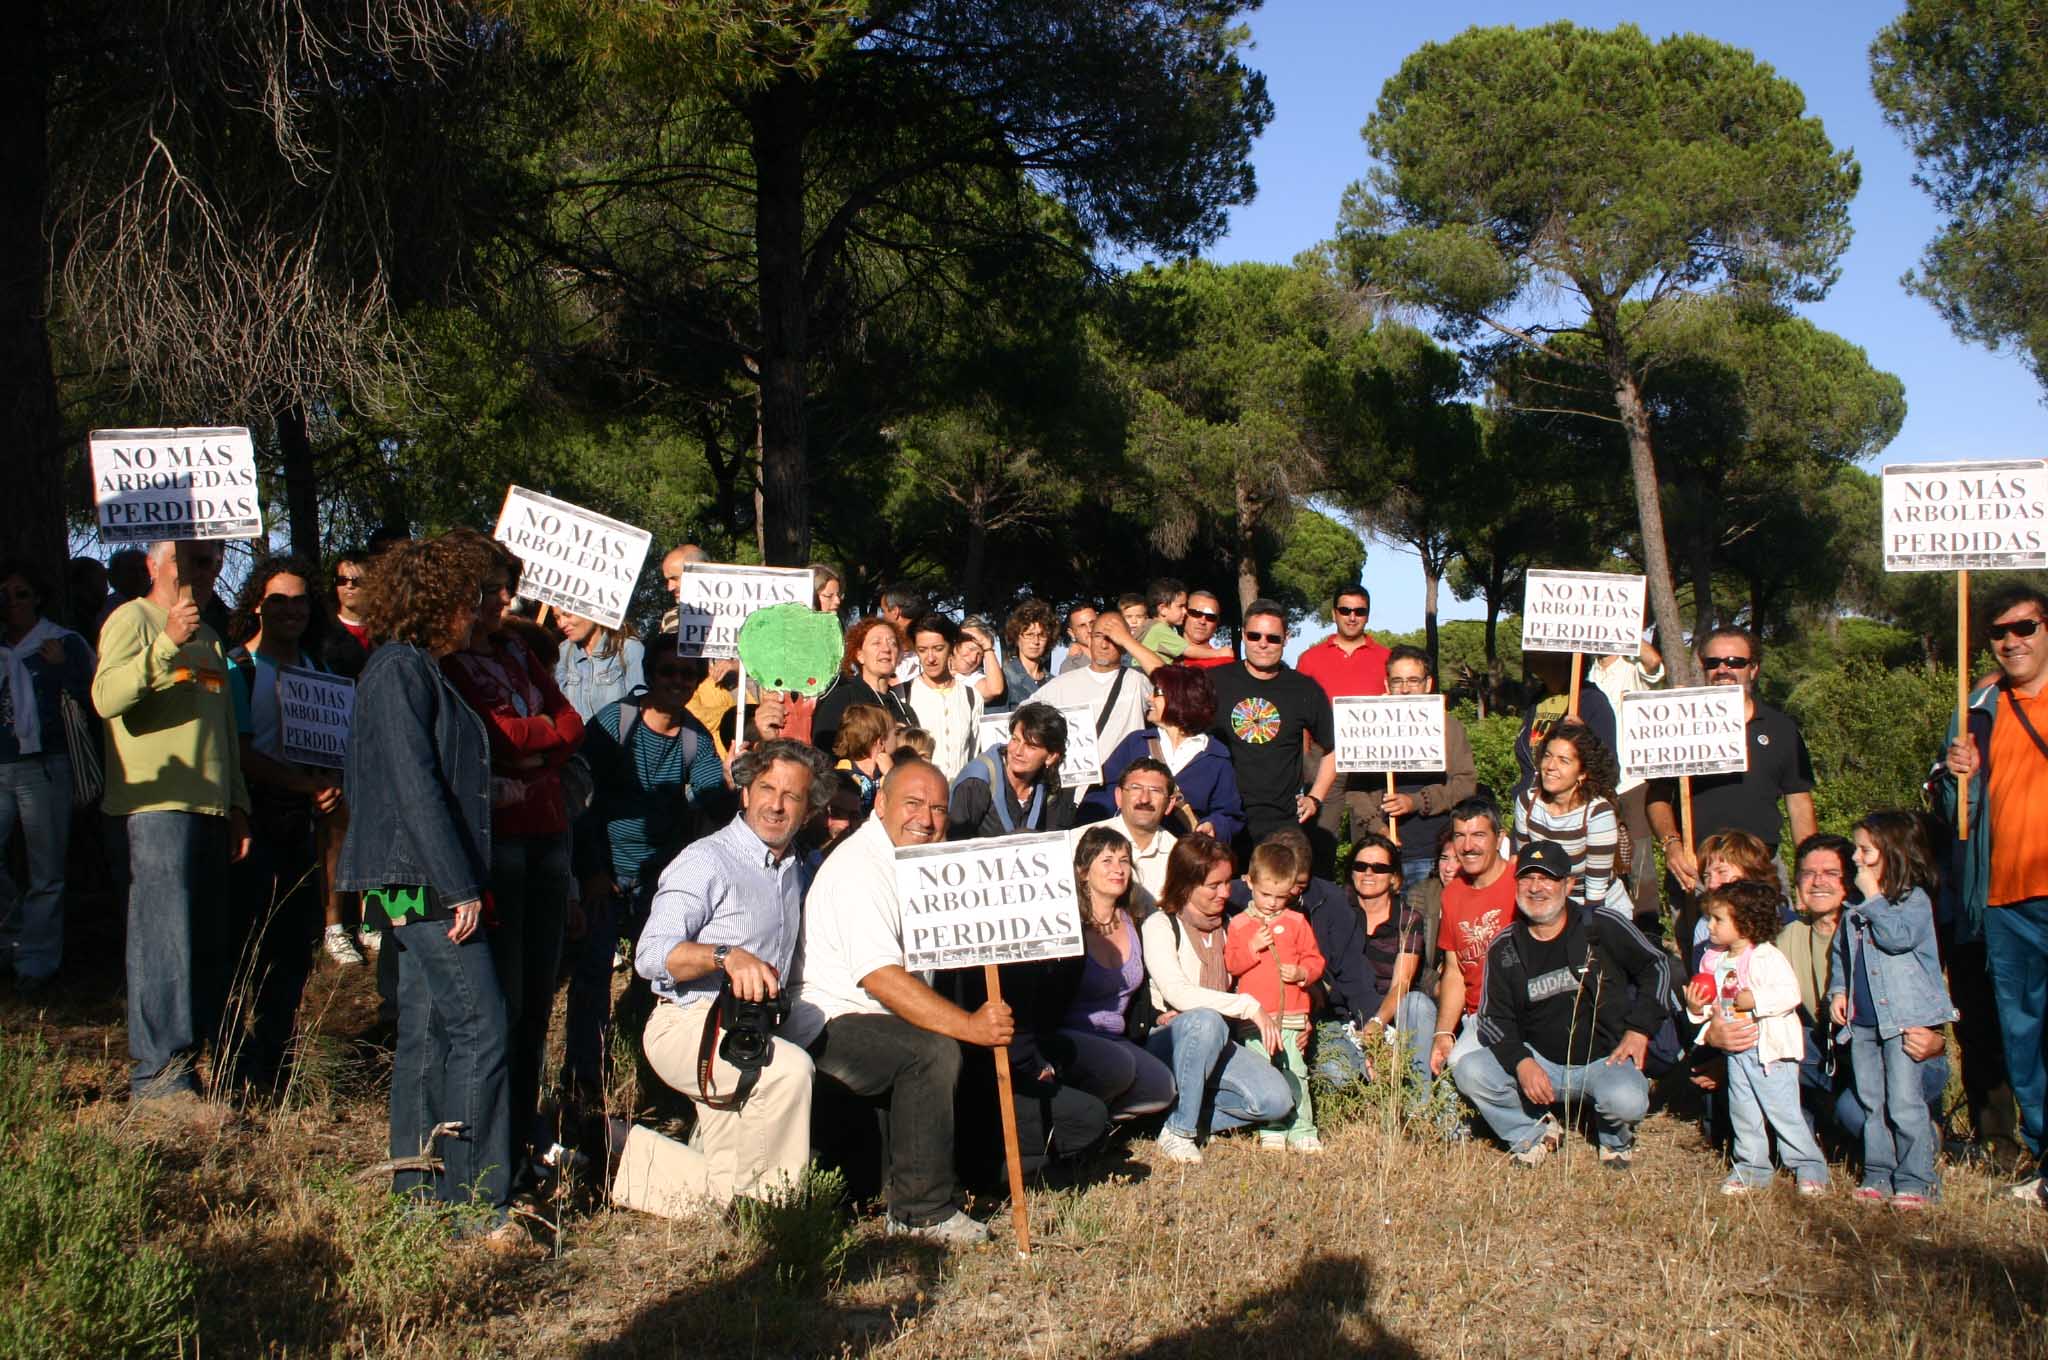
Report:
278,666,354,770
978,708,1015,754
492,486,652,632
89,426,263,543
1617,685,1749,782
1880,459,2048,572
674,563,813,659
1055,705,1101,791
1333,694,1447,774
1520,569,1648,656
896,831,1082,971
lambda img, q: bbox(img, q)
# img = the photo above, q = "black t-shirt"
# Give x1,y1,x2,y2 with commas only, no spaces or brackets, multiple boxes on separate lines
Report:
1511,924,1599,1067
1209,663,1335,820
1650,698,1814,851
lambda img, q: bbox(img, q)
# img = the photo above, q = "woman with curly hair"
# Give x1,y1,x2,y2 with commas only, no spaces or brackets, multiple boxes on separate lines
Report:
1512,719,1633,918
1000,598,1057,704
809,616,911,756
335,535,522,1249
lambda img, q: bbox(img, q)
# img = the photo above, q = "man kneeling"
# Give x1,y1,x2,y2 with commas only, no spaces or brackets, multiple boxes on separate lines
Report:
1453,841,1671,1170
611,739,829,1215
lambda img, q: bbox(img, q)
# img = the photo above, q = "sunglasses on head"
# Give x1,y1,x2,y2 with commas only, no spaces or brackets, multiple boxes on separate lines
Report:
1701,655,1753,671
1334,605,1368,618
1185,607,1219,621
1244,630,1284,644
1989,618,2042,642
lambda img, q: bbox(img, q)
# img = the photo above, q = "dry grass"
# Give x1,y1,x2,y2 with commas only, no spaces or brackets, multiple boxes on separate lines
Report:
6,945,2045,1360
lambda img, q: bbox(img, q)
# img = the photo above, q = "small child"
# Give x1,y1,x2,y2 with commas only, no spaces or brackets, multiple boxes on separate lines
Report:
891,726,937,765
1685,880,1829,1196
1225,841,1327,1154
1826,811,1957,1210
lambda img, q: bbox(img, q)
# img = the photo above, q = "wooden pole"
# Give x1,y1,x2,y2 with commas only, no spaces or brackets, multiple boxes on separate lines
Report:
1386,771,1400,847
533,602,550,628
1958,570,1971,842
983,964,1032,1258
1567,651,1583,721
1679,775,1695,861
734,659,748,754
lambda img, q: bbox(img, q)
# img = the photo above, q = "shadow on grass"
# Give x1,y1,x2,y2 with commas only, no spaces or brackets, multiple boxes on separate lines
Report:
187,1227,352,1355
576,1236,947,1359
1112,1253,1421,1360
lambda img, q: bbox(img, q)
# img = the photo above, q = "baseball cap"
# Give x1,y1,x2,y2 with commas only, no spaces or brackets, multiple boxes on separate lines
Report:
1515,842,1572,880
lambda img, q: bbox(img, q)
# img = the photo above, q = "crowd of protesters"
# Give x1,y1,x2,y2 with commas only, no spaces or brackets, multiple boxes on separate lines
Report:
4,531,2044,1253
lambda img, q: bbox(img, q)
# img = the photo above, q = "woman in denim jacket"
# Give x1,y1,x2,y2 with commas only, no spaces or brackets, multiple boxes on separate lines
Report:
552,612,644,722
1827,812,1957,1209
336,536,524,1249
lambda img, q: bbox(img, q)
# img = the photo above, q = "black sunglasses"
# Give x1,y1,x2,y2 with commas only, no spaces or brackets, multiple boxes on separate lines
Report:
1185,607,1220,621
1353,861,1398,873
1701,655,1753,671
334,573,364,587
1989,618,2042,642
1244,630,1284,644
1334,605,1368,618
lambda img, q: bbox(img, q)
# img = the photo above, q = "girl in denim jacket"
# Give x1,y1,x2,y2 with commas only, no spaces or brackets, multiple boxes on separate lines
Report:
1827,811,1957,1209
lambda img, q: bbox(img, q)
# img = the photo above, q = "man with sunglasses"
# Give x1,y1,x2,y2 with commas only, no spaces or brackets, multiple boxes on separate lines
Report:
1940,583,2048,1210
1207,598,1338,868
1298,586,1391,872
1180,590,1237,670
1646,626,1816,940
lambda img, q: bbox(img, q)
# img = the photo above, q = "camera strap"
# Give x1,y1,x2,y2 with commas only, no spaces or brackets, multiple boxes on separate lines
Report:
695,990,764,1112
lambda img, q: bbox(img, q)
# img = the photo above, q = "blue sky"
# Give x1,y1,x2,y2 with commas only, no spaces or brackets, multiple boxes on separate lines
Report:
1208,0,2048,636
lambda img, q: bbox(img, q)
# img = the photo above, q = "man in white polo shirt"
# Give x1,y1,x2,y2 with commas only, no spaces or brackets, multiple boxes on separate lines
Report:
1085,758,1178,913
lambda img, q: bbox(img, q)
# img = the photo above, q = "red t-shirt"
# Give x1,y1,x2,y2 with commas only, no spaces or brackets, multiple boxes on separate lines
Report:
1296,634,1390,700
1438,868,1518,1015
338,617,370,649
1184,654,1235,670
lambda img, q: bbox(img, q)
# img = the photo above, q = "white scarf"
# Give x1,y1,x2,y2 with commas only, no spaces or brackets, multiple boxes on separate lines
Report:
1156,725,1209,776
2,618,68,755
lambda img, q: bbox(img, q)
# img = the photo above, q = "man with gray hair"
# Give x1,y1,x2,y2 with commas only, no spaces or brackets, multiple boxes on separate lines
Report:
610,738,830,1216
91,539,251,1115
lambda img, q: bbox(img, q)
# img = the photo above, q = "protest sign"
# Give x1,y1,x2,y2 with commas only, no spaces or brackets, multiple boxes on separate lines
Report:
897,831,1081,972
1055,706,1101,790
674,563,814,659
278,666,355,770
1333,695,1446,775
979,708,1015,754
1881,460,2048,571
492,487,652,631
1617,686,1748,782
1520,569,1648,656
89,427,263,544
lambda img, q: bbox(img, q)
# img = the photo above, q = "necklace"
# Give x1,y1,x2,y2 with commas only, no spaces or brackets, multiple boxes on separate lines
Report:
1085,903,1121,936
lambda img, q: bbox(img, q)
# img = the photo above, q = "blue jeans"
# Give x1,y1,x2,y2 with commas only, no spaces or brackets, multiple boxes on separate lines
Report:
1401,857,1435,889
1726,1048,1827,1187
116,811,233,1098
1984,900,2048,1163
1144,1008,1294,1139
487,832,571,1159
1454,1045,1649,1152
1849,1027,1941,1197
392,915,511,1216
0,753,72,979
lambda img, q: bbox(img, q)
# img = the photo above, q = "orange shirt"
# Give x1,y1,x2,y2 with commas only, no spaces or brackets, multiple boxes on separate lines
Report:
1224,907,1326,1018
1988,687,2048,907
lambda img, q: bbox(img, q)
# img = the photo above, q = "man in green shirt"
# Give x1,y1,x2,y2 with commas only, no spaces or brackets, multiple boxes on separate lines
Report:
92,539,251,1110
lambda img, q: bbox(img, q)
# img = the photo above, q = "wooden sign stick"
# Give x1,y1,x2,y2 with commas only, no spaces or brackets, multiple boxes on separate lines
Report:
983,964,1032,1258
534,602,550,628
1567,651,1583,721
1957,570,1971,841
1680,775,1695,863
1386,771,1400,847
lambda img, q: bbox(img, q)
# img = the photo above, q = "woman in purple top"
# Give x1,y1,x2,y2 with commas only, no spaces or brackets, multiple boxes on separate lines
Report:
1054,827,1176,1120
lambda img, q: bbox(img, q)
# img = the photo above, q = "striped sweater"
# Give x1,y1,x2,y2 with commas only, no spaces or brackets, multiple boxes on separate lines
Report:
1513,788,1631,916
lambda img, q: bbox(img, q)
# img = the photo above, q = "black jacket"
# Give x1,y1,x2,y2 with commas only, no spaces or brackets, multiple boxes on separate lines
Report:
1476,904,1671,1072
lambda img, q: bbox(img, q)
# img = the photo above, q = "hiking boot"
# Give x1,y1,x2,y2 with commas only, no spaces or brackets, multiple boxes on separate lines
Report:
1256,1133,1287,1153
1719,1175,1754,1196
1890,1192,1931,1212
884,1209,990,1247
1155,1128,1203,1165
324,923,366,966
1599,1145,1632,1172
1797,1179,1828,1198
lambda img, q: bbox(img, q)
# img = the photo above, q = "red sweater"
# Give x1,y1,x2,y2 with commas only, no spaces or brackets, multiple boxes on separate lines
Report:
1225,907,1326,1018
441,635,585,837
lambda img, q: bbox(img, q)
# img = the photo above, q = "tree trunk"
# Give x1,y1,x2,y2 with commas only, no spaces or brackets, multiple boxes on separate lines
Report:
1232,476,1262,617
749,80,810,567
961,506,988,613
1600,324,1699,687
1685,508,1718,646
1421,552,1441,677
275,400,321,565
0,0,67,618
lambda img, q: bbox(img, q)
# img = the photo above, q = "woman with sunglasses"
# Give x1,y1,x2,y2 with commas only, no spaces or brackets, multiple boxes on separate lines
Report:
1317,836,1437,1086
0,558,95,991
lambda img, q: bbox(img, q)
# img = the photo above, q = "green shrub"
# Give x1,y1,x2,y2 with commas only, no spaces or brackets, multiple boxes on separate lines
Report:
1783,659,1955,837
1311,1027,1466,1145
0,1040,195,1359
731,1164,857,1292
1464,713,1520,805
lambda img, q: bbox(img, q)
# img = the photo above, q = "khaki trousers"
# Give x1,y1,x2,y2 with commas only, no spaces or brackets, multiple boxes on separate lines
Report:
610,997,814,1217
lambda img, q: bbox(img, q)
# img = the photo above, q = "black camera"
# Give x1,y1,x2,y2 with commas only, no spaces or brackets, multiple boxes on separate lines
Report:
718,974,791,1071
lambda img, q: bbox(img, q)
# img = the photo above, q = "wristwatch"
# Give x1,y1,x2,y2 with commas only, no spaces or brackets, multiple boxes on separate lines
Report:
713,944,732,972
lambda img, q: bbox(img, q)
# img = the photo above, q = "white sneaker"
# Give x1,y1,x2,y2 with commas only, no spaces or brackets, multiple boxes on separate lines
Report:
884,1209,990,1247
357,927,381,956
1155,1129,1203,1165
323,924,366,966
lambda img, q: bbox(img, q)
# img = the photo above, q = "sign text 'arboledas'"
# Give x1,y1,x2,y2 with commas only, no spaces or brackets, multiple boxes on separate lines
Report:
896,832,1081,971
1617,685,1748,782
674,563,814,660
278,666,355,770
1333,694,1447,774
1520,569,1648,656
89,427,263,544
492,487,652,632
1054,706,1100,790
1880,459,2048,572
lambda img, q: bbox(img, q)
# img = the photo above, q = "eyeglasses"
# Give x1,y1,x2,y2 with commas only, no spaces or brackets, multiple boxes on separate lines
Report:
1701,655,1753,671
1796,868,1844,883
260,594,308,610
1989,618,2042,641
1386,676,1430,692
334,574,364,588
1185,607,1219,621
1334,606,1368,618
1245,630,1284,644
1353,862,1398,874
